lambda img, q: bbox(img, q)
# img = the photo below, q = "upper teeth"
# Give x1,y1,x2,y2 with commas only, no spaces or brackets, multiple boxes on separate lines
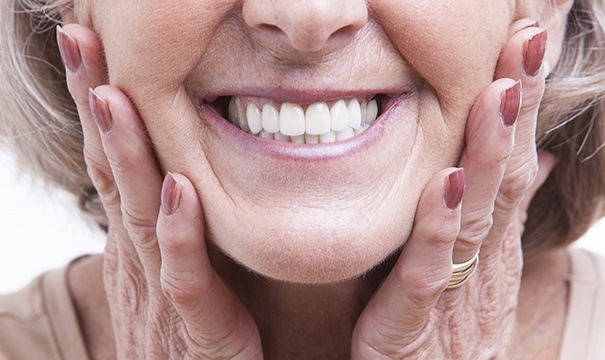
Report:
227,97,379,144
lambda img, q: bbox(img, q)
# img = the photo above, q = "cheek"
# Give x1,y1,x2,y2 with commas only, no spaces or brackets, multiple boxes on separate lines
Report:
373,0,512,120
92,0,239,162
94,0,235,92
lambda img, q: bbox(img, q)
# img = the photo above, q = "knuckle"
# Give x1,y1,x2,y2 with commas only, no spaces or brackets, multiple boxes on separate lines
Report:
459,210,494,247
406,276,450,305
499,165,537,205
85,164,121,213
425,222,459,247
121,205,157,246
395,265,449,304
160,270,208,306
161,233,193,256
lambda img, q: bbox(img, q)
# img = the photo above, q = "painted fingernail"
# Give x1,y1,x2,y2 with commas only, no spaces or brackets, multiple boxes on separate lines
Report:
501,81,522,127
523,29,548,77
89,89,113,133
444,169,465,210
161,172,182,216
56,26,82,73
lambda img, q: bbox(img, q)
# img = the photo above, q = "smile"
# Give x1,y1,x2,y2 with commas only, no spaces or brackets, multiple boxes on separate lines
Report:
197,87,416,162
224,96,380,144
205,94,403,145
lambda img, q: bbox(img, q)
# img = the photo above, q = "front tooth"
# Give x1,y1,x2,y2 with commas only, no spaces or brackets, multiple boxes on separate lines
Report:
336,127,355,141
365,99,378,125
331,100,349,131
305,134,319,144
246,102,261,134
262,103,280,133
280,103,306,136
305,102,331,135
274,132,291,142
320,130,336,143
348,99,362,129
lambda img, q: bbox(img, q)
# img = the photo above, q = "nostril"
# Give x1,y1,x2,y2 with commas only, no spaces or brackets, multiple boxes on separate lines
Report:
260,24,283,35
329,25,357,43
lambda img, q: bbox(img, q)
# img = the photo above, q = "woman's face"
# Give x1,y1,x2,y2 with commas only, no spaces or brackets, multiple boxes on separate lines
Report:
86,0,543,282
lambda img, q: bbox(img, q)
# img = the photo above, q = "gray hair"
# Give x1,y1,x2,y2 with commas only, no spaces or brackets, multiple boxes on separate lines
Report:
1,0,604,254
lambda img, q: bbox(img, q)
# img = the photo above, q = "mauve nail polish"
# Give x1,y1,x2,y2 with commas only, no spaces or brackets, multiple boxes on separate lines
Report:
500,81,522,127
523,30,548,77
445,169,465,210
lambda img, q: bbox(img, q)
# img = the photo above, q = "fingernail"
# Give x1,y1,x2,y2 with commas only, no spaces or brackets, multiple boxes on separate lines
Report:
89,89,113,133
56,25,82,73
161,172,182,216
500,81,522,127
523,29,548,77
444,169,465,210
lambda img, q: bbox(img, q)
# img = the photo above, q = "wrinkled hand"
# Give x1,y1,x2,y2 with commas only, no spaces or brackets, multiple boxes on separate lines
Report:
351,20,556,359
57,24,262,359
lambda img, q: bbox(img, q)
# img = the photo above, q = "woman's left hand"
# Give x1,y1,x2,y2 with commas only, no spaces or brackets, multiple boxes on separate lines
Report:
352,20,556,359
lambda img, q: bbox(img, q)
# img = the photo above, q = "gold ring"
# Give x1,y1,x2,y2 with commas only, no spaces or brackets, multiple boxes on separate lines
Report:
447,251,479,289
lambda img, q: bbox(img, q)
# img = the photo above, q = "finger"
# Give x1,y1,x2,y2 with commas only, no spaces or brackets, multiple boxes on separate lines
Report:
352,168,463,358
485,25,549,255
89,86,164,286
157,173,262,359
453,79,520,263
494,24,547,184
57,25,110,187
57,24,107,109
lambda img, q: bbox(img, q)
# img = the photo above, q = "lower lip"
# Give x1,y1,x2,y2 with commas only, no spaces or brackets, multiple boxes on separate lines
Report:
198,94,411,162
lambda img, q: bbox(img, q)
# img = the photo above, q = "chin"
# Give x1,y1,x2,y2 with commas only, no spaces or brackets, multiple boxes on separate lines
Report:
205,191,417,284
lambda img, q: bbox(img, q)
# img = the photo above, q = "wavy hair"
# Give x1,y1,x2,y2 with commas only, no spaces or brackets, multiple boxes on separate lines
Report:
1,0,604,255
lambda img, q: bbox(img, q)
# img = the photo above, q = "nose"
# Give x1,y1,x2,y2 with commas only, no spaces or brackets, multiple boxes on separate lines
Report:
243,0,368,53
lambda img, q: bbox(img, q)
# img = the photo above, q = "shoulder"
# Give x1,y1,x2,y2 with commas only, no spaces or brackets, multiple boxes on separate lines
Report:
0,266,89,360
567,247,605,284
559,248,605,360
0,272,59,359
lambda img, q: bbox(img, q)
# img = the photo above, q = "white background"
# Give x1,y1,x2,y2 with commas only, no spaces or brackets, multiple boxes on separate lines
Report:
1,150,604,294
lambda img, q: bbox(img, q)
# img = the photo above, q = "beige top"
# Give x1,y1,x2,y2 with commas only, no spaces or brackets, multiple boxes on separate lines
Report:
0,249,604,360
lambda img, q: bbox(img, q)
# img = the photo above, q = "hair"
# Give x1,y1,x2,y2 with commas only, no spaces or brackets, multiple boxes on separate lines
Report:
0,0,106,228
0,0,604,255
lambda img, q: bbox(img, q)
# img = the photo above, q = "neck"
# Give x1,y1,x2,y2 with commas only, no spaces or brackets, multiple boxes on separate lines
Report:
208,245,397,359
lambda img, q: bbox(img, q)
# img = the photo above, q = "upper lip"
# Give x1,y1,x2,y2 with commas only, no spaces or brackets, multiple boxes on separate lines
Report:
197,85,416,105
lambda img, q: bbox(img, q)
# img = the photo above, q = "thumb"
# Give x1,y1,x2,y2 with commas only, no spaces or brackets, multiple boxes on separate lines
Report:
156,173,262,359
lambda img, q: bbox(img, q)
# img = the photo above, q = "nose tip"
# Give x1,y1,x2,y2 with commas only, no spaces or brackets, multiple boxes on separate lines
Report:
243,0,368,53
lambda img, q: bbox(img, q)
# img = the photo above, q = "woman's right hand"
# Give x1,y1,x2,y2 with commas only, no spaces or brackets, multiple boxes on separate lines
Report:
57,24,263,359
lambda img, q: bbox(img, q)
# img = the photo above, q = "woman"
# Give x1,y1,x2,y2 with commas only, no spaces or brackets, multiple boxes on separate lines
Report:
1,0,604,358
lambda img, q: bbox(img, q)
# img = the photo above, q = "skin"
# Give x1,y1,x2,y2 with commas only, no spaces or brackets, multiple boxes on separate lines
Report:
58,0,573,358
